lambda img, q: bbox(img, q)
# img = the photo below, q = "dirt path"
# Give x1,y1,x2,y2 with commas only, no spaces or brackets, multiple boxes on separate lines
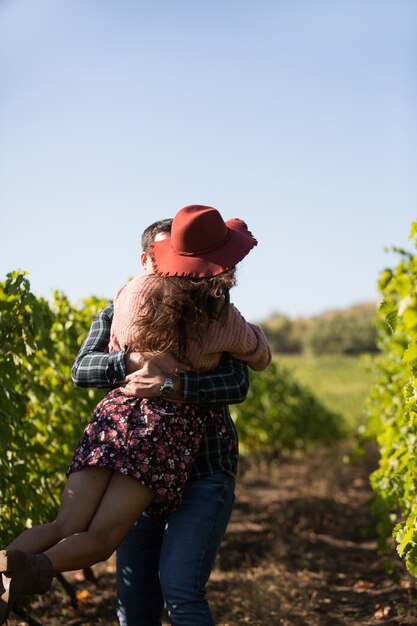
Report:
209,443,417,626
8,442,417,625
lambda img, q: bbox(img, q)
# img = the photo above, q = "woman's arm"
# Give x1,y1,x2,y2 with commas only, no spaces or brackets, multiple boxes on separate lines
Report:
71,307,249,404
210,304,272,371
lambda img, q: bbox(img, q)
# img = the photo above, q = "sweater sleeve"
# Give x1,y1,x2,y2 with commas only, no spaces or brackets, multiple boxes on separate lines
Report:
108,275,149,352
213,304,272,371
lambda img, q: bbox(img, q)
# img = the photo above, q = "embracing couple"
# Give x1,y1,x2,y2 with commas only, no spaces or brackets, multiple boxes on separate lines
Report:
1,204,271,626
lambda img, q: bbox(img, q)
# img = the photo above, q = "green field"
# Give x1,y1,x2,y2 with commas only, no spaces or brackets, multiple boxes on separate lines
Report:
275,354,376,431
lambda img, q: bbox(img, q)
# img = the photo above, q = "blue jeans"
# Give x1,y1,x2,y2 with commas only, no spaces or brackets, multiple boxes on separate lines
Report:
116,472,235,626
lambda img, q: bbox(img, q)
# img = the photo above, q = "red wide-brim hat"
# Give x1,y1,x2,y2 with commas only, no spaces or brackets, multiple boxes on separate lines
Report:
150,204,258,277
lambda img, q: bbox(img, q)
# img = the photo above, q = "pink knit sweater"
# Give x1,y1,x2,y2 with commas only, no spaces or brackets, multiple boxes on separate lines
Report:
109,274,271,372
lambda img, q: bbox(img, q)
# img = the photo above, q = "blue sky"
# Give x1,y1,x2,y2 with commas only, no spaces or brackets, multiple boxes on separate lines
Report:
1,0,416,321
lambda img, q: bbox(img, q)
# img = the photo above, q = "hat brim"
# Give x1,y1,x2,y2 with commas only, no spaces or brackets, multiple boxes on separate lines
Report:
150,218,257,277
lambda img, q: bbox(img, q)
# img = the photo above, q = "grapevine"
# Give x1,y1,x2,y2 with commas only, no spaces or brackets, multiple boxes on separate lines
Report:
0,271,108,545
365,222,417,574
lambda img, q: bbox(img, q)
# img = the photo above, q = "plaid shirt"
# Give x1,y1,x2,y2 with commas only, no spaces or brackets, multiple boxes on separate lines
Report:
71,305,249,479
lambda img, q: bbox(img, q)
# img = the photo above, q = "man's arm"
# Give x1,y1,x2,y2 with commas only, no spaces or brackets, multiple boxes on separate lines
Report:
72,306,249,404
181,354,249,405
71,305,125,388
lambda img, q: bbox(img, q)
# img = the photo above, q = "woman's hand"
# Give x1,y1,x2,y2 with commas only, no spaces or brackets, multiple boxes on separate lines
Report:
124,351,178,376
124,351,146,375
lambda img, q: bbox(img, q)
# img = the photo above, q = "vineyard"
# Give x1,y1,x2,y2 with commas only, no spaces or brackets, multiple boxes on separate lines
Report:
365,223,417,576
0,270,343,547
2,219,417,626
0,272,108,545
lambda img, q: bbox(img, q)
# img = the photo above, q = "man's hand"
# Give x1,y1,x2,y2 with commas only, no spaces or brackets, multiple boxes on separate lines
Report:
120,367,164,397
120,353,180,397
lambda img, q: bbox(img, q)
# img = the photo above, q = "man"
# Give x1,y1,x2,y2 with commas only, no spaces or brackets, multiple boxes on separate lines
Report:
71,218,249,626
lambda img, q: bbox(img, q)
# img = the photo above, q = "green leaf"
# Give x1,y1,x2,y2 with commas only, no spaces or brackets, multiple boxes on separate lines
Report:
397,526,416,557
378,299,398,333
403,342,417,363
409,222,417,241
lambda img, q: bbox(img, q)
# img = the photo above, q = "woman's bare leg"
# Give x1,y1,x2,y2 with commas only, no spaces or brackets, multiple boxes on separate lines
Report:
43,470,155,572
6,468,113,555
1,467,115,617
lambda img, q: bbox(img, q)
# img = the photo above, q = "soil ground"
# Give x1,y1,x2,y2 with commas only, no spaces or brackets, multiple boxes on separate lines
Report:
7,442,417,626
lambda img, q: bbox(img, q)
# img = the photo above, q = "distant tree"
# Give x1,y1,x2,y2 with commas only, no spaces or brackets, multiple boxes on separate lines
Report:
261,303,378,355
261,314,303,354
306,315,344,354
306,304,378,355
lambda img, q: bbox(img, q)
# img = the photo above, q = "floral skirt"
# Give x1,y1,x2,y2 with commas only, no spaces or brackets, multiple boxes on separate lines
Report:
67,389,222,514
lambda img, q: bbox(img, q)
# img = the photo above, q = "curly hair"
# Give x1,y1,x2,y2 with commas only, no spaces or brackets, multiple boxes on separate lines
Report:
131,269,237,363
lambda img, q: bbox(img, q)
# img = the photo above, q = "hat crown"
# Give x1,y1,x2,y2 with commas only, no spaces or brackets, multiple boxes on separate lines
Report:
150,203,257,278
171,205,229,256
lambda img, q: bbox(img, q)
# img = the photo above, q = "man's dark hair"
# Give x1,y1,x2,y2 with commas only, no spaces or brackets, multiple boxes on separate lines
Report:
141,218,173,253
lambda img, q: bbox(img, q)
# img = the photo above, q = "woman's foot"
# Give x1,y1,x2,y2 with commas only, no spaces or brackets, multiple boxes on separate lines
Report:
0,550,54,625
